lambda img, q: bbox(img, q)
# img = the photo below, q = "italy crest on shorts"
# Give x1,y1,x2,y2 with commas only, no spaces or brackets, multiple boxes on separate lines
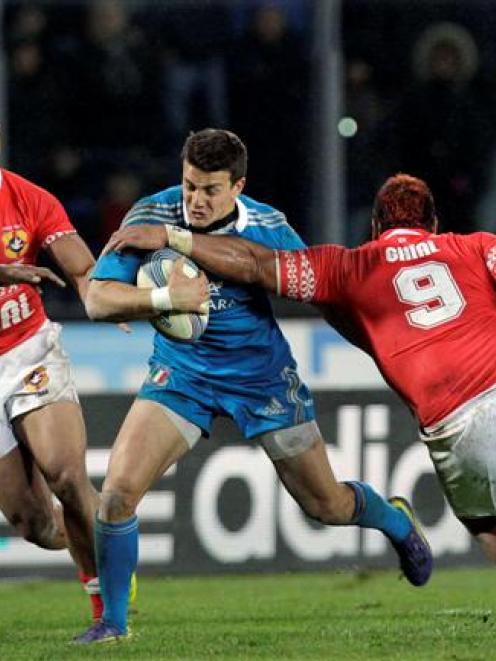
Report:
2,229,29,259
148,366,171,386
23,366,49,393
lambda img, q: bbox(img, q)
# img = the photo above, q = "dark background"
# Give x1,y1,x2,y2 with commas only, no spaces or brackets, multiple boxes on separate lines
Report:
5,0,496,318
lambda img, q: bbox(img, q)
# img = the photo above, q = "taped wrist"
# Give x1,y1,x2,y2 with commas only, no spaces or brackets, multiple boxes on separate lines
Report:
150,286,172,311
166,226,193,256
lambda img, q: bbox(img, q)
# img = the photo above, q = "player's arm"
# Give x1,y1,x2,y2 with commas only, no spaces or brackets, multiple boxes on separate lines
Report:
167,228,340,304
188,232,279,291
85,259,209,323
86,280,167,322
102,223,338,302
45,234,95,302
103,224,280,292
0,263,66,287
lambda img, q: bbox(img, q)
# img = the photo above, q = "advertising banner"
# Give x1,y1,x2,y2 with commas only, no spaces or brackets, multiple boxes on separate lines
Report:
0,391,483,578
57,320,386,394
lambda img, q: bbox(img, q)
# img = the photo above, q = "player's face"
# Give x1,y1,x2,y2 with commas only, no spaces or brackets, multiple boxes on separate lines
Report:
182,161,245,228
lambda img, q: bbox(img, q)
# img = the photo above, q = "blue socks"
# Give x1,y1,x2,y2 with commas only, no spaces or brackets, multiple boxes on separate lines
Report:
346,481,411,543
95,514,138,634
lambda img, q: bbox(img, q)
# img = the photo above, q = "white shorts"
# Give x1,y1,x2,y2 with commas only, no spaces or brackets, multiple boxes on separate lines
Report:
0,320,79,458
420,386,496,520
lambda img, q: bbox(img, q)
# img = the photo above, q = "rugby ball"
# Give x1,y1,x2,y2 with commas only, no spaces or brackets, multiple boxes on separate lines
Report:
137,248,209,342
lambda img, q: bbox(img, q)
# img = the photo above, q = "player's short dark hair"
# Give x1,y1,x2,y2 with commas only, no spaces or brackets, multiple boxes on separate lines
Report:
181,129,247,184
372,174,437,231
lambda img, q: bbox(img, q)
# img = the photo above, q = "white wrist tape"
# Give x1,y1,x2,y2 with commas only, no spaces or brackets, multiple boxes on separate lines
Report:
166,226,193,256
150,286,172,311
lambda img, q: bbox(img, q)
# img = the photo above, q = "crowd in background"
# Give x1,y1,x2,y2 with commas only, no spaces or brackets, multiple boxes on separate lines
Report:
5,0,496,316
5,0,311,255
344,0,496,245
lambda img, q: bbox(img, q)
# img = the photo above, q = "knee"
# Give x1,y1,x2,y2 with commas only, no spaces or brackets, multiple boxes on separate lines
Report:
100,483,138,523
10,508,65,550
46,466,85,512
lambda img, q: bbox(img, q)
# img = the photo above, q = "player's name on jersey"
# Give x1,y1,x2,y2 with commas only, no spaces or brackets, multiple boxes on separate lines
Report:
385,239,439,263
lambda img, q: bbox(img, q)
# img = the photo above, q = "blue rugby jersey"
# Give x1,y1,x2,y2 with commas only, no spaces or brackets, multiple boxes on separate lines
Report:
91,186,306,383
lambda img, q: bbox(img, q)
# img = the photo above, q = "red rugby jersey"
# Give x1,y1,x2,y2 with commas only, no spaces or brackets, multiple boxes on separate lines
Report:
0,169,75,354
277,228,496,427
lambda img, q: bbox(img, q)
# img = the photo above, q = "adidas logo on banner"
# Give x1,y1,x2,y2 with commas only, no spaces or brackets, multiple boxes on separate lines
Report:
262,397,286,416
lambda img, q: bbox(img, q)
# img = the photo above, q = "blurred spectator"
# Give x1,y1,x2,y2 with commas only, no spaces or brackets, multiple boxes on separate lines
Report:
43,146,100,254
229,4,309,233
6,4,48,49
72,0,159,156
394,22,494,234
344,58,392,245
158,3,231,153
44,146,85,205
98,170,142,250
231,0,311,36
8,38,69,180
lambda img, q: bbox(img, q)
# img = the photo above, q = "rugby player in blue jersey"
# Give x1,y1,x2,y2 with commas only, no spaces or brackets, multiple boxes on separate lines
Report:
75,130,431,644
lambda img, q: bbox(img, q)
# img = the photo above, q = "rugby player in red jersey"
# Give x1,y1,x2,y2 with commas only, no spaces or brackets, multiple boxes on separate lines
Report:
107,172,496,562
0,167,104,620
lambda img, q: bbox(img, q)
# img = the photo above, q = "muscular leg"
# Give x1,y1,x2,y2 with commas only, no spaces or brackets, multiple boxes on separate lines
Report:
100,399,191,522
14,401,99,575
96,399,191,635
272,437,356,524
0,443,66,549
270,434,411,541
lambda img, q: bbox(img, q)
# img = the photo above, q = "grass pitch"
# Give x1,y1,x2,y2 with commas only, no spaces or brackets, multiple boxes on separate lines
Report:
0,568,494,660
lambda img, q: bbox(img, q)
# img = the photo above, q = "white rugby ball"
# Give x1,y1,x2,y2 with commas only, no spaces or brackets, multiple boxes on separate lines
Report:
137,248,209,342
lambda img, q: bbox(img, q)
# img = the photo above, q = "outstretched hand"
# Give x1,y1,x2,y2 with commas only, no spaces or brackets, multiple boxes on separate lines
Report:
0,264,66,287
168,257,209,314
102,225,168,255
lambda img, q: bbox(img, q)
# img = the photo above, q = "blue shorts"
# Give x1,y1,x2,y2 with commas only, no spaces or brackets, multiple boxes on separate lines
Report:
137,361,316,439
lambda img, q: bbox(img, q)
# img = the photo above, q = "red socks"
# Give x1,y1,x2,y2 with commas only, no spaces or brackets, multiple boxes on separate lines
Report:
79,572,104,622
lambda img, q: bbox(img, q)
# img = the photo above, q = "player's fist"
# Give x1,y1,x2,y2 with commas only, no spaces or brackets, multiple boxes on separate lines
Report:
0,264,66,287
169,257,210,313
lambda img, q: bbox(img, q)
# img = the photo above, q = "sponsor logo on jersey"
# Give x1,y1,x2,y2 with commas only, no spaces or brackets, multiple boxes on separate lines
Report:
148,366,171,386
0,291,34,329
2,229,29,259
23,366,49,394
209,281,223,297
208,280,236,311
261,397,286,417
